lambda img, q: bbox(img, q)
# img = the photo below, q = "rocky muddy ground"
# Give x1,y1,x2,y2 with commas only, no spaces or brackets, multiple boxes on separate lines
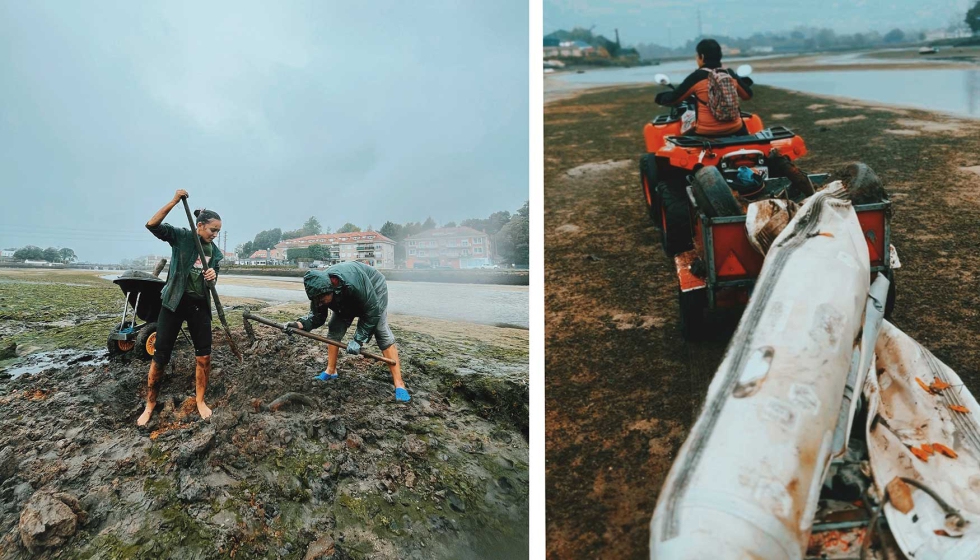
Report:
0,283,528,559
545,84,980,558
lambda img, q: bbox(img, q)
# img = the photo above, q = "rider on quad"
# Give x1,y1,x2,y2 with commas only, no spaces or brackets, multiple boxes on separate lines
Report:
654,38,754,137
651,38,756,255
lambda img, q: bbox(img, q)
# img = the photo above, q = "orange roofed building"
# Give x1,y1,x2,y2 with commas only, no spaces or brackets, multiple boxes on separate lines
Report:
405,227,493,269
276,231,395,269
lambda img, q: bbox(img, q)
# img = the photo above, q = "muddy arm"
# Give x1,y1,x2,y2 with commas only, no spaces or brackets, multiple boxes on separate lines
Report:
146,190,187,242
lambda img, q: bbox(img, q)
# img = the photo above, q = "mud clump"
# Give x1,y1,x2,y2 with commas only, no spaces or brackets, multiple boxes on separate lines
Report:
18,491,86,553
0,315,528,559
832,162,888,205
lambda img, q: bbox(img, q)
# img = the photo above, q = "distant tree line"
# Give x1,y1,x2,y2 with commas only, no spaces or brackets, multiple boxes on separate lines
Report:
233,201,530,266
10,246,77,264
630,24,947,60
545,28,636,58
969,1,980,34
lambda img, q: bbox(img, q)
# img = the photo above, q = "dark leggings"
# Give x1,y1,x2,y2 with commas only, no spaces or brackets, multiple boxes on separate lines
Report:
152,294,212,366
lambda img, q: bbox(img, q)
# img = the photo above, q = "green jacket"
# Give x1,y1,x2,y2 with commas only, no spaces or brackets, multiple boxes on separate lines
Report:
147,222,223,312
298,262,388,344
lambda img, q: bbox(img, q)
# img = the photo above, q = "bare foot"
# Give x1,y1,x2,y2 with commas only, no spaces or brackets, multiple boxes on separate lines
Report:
137,404,155,427
197,401,213,420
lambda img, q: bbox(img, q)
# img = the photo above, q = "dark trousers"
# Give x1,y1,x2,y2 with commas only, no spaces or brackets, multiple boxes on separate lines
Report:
152,294,212,366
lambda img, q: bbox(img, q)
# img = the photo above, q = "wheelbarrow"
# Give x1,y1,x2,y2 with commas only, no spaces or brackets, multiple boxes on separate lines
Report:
106,260,167,360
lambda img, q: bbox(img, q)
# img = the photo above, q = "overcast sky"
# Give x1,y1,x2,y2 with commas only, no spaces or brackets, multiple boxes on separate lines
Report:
0,1,528,262
544,0,974,48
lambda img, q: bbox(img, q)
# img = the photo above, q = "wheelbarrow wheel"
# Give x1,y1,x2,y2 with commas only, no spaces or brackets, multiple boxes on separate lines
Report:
135,323,158,361
106,323,136,358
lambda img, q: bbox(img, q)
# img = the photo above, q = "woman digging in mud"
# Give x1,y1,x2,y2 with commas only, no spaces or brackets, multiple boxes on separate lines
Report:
137,189,223,426
290,261,410,402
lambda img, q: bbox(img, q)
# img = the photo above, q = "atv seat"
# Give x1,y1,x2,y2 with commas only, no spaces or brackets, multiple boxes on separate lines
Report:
666,126,796,149
651,110,757,126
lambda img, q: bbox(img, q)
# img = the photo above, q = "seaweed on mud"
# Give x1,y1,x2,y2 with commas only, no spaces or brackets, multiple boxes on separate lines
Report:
0,279,529,559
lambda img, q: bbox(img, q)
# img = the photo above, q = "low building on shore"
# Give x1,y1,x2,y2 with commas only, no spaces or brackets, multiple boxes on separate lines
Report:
404,226,494,269
275,231,396,269
242,248,287,266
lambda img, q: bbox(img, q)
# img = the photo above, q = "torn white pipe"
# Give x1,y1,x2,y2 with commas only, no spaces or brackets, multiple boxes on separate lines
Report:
649,186,870,560
864,321,980,559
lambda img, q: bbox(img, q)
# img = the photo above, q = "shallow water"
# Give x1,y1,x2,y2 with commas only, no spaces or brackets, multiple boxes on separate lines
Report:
549,53,980,118
102,274,530,328
2,348,107,378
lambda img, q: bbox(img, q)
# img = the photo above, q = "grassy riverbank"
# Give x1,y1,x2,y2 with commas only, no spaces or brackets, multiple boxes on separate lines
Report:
545,83,980,558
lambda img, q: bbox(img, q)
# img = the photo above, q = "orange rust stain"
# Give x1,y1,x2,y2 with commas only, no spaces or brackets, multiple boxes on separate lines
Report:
930,379,951,392
934,443,958,458
915,377,932,393
910,446,930,462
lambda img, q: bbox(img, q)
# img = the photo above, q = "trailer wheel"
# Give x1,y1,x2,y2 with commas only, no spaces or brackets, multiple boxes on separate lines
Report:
135,323,158,361
884,270,896,319
640,155,661,224
692,166,743,218
679,288,708,340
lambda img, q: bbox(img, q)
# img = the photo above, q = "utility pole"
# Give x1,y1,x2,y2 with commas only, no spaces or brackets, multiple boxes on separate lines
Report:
615,28,621,48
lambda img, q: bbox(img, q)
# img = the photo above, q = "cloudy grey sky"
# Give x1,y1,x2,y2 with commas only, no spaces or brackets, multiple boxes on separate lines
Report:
0,1,528,262
544,0,973,48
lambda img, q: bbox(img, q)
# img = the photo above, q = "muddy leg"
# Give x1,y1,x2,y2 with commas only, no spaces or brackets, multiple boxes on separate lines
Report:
196,355,212,420
137,361,165,426
327,345,339,374
383,345,405,390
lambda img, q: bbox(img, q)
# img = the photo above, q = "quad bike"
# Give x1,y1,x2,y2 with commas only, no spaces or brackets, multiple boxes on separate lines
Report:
638,68,898,339
639,65,812,256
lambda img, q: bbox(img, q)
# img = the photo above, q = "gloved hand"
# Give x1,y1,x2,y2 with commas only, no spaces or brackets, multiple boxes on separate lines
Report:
346,340,361,355
655,92,670,105
742,76,754,86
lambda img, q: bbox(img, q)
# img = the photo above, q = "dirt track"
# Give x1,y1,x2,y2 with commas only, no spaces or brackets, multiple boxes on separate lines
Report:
544,84,980,558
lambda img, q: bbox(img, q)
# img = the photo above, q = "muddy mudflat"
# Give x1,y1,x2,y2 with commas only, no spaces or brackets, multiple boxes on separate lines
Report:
0,270,528,559
545,85,980,558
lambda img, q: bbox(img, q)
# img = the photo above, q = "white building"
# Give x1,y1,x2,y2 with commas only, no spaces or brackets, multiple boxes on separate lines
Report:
276,231,396,269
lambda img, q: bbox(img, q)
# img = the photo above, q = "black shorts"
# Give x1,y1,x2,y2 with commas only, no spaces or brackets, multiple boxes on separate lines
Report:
152,294,212,366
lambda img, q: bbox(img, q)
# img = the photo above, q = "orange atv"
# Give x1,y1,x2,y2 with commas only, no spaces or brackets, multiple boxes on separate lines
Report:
639,71,897,339
639,68,812,256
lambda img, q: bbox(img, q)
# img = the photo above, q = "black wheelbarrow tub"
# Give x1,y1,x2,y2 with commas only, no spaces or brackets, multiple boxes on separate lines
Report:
113,271,166,323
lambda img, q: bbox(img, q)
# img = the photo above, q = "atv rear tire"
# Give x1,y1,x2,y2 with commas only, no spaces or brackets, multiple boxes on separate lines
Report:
660,181,693,256
679,288,709,340
640,155,660,223
135,322,158,362
692,166,743,218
